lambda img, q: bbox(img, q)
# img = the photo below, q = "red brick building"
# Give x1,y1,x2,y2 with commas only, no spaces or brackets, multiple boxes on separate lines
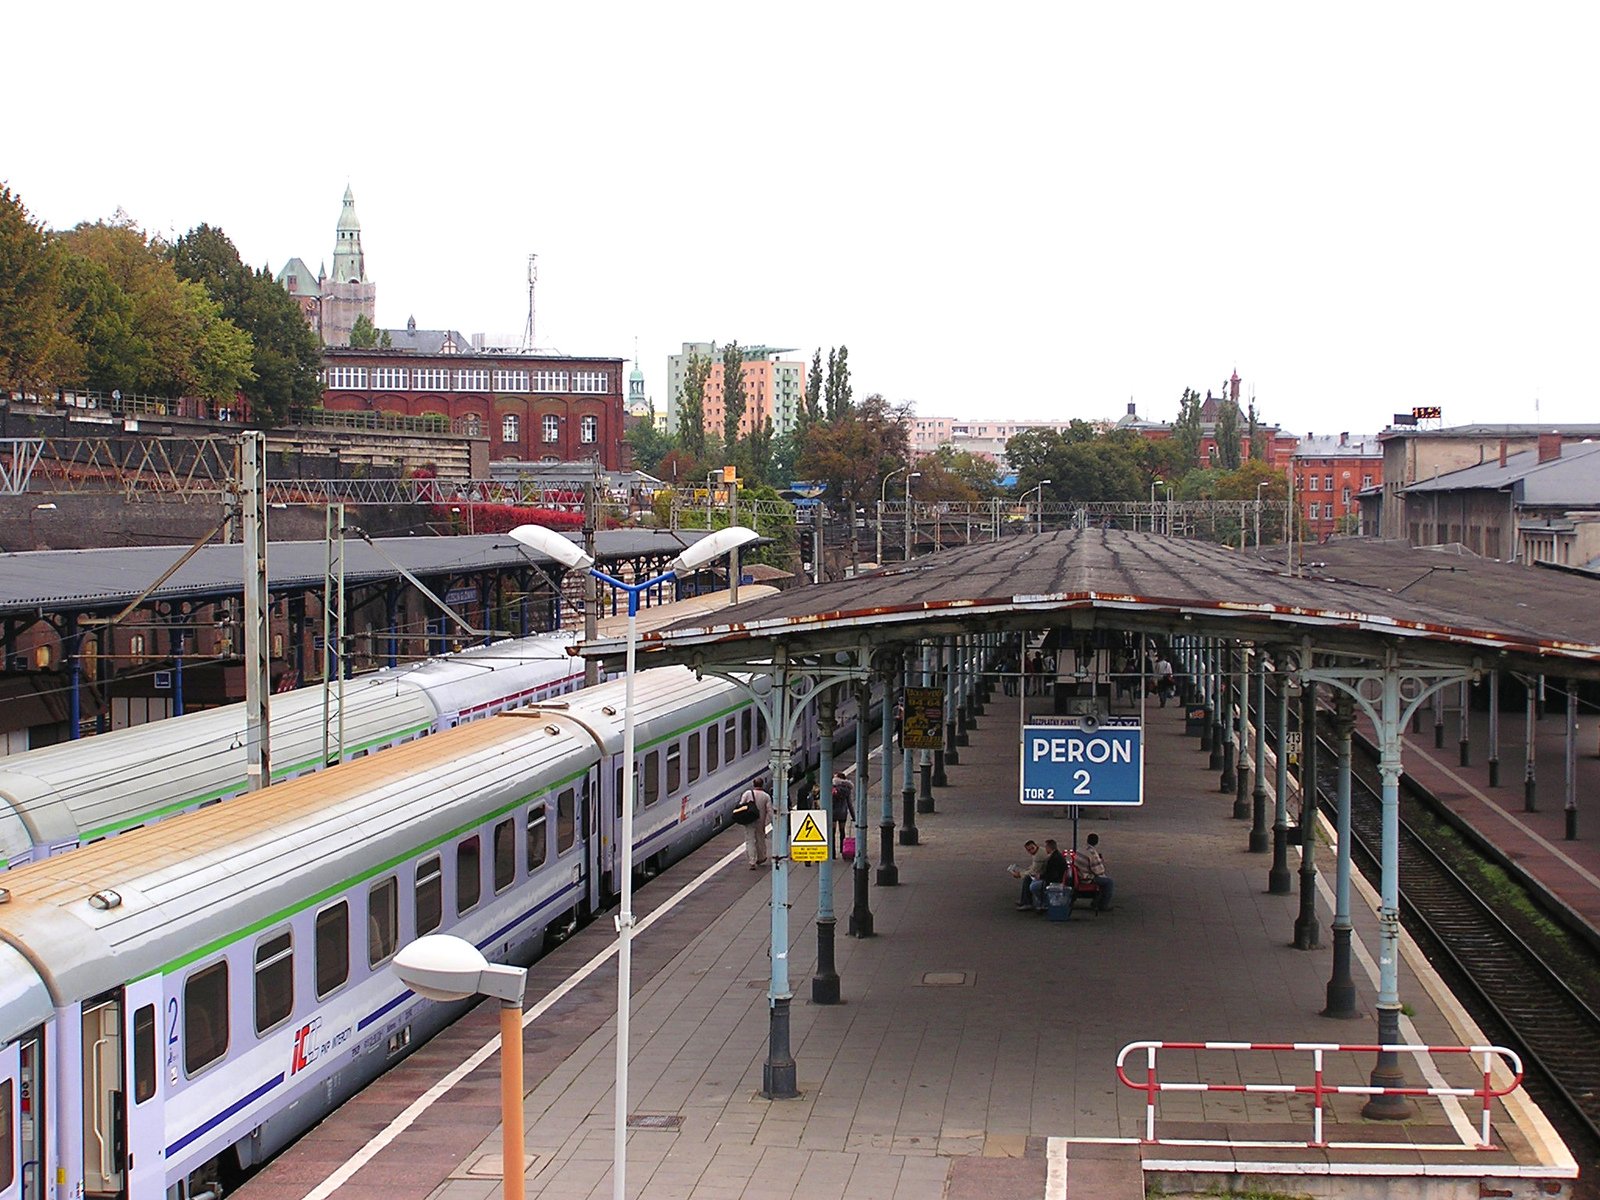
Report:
1292,432,1382,541
319,340,629,470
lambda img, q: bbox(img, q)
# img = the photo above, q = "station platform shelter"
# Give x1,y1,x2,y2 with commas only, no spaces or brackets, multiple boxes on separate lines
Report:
235,683,1575,1200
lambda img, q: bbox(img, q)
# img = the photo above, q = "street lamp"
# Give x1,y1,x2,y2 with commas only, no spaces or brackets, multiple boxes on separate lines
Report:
1255,480,1270,547
508,521,759,1200
879,466,911,567
902,471,922,562
393,936,528,1200
1150,478,1164,534
1026,480,1050,535
27,502,57,549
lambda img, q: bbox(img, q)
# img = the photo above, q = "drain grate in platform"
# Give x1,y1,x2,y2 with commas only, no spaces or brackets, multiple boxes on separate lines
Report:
627,1113,684,1131
920,970,974,987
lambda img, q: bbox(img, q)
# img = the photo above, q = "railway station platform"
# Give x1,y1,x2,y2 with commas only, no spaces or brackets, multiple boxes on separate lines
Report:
234,688,1578,1200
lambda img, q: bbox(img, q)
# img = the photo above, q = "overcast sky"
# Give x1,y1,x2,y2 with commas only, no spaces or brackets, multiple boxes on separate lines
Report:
7,3,1597,437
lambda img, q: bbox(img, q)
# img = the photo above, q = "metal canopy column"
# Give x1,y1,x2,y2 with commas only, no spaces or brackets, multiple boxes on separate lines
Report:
1488,670,1501,786
900,652,919,845
933,639,952,781
1523,673,1538,811
848,677,874,937
813,690,840,1004
877,658,899,886
1294,679,1321,949
917,642,935,812
1269,657,1292,891
1323,692,1359,1018
1249,654,1269,851
1220,642,1238,793
1301,648,1474,1114
1564,680,1578,841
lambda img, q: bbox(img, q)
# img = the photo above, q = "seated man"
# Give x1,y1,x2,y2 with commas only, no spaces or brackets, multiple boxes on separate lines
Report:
1010,839,1049,909
1030,838,1070,913
1076,833,1114,911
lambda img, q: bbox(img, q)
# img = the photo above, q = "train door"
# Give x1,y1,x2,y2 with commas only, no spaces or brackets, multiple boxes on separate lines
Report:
16,1029,45,1200
0,1039,18,1200
79,996,125,1198
582,767,602,914
121,977,164,1197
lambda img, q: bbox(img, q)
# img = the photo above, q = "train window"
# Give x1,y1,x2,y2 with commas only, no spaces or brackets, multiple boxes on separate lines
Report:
133,1003,157,1103
741,709,753,755
184,960,230,1075
724,719,736,763
254,930,295,1034
706,725,720,773
557,788,576,852
688,733,701,783
614,766,624,818
368,877,399,967
457,836,481,914
315,902,350,999
0,1078,11,1190
643,752,660,806
667,744,682,794
416,855,443,936
756,712,767,747
526,804,548,871
0,1079,10,1190
493,818,515,893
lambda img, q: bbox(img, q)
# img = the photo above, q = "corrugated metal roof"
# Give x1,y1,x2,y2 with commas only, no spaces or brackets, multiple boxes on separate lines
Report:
1399,442,1600,506
608,529,1600,676
0,529,725,614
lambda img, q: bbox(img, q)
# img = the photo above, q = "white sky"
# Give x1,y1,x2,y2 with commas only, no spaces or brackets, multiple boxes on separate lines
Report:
7,2,1597,437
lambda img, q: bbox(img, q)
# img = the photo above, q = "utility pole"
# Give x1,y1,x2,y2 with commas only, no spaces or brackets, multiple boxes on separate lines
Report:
243,432,271,791
584,469,599,686
322,504,346,766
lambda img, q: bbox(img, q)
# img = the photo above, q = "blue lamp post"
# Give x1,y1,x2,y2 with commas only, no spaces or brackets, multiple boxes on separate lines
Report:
508,522,759,1200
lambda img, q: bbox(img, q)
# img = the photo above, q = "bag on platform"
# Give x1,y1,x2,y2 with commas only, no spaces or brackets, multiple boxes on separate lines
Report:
840,835,856,857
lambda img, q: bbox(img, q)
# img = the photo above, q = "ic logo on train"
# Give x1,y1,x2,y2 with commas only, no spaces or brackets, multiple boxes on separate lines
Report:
290,1016,353,1074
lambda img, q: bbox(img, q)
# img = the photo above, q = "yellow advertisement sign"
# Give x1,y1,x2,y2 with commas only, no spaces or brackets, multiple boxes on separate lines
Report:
902,686,945,750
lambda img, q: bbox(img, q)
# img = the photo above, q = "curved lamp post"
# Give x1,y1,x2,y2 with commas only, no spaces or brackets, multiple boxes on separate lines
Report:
393,935,528,1200
1026,480,1050,535
509,522,759,1200
902,471,922,562
879,466,910,566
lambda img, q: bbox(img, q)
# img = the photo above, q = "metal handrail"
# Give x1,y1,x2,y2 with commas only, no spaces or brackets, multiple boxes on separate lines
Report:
1115,1038,1523,1149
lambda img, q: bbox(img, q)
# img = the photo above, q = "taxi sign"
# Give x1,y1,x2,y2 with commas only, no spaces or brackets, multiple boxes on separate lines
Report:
789,811,829,863
1020,715,1144,806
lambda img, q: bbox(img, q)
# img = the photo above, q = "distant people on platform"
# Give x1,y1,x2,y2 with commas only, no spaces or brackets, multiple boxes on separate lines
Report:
831,772,855,856
1010,839,1050,909
1116,652,1140,706
737,778,772,869
1154,654,1175,707
1077,833,1113,911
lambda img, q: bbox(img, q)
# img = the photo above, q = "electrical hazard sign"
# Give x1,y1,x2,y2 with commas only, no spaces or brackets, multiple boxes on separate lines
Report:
789,811,829,863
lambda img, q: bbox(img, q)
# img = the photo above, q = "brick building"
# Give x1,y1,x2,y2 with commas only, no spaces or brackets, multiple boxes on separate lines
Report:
319,337,629,470
1291,432,1382,541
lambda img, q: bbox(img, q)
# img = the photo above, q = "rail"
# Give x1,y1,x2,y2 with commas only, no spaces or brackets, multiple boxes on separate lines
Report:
1115,1038,1523,1149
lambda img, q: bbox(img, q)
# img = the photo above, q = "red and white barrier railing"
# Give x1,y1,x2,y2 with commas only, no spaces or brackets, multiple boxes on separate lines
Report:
1116,1040,1524,1149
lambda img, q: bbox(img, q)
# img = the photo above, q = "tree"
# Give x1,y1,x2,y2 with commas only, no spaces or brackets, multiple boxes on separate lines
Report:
1172,387,1204,469
349,313,380,348
744,415,775,486
924,446,1001,498
676,351,711,459
721,340,746,466
1213,399,1242,470
824,344,852,420
171,225,319,424
625,403,676,473
800,347,823,430
0,185,81,392
798,393,909,518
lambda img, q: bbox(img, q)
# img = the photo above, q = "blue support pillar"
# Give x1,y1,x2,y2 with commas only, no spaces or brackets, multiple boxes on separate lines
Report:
1249,656,1269,851
878,664,899,886
1323,693,1359,1017
813,690,840,1004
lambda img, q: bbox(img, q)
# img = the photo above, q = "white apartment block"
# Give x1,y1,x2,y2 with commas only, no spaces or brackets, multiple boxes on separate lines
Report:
907,417,1096,463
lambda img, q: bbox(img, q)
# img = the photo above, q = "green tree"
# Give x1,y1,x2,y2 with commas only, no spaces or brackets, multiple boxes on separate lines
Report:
800,347,823,429
0,184,81,392
1247,400,1270,463
625,403,676,473
720,340,746,466
797,392,909,518
1172,387,1204,469
170,224,319,424
676,351,711,459
823,344,852,420
743,414,775,486
924,446,1001,498
1213,399,1242,470
349,313,380,348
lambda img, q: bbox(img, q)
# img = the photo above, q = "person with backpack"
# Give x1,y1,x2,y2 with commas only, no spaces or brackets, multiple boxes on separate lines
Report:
735,777,772,869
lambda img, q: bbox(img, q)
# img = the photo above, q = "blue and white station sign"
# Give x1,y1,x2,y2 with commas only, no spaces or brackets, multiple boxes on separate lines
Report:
1020,716,1144,806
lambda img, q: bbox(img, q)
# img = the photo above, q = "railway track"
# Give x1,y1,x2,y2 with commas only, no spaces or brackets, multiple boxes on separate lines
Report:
1298,714,1600,1170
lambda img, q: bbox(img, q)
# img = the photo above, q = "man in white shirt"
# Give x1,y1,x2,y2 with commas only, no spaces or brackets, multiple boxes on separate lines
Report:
739,778,772,869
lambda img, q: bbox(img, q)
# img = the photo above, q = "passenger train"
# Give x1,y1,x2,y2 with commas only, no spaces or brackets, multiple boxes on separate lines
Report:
0,663,793,1200
0,587,777,872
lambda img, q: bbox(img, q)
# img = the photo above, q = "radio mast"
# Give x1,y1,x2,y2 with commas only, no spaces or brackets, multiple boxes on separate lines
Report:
521,253,538,351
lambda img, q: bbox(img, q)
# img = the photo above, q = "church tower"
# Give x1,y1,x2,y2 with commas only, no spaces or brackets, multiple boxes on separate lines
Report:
317,185,378,347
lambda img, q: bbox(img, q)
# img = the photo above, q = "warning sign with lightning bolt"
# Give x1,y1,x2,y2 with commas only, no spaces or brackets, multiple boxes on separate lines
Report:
789,811,829,863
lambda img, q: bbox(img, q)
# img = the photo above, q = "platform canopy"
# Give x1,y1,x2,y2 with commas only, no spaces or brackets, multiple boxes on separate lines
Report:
576,529,1600,678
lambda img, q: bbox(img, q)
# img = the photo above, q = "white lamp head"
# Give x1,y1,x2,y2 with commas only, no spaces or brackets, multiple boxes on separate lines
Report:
393,934,491,1001
509,524,595,571
668,525,760,574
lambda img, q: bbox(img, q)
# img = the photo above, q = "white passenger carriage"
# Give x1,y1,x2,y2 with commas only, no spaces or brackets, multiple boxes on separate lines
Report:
0,664,777,1200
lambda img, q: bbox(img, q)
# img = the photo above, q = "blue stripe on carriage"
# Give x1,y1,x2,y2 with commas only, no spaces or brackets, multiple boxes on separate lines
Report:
166,1072,284,1157
355,883,580,1032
